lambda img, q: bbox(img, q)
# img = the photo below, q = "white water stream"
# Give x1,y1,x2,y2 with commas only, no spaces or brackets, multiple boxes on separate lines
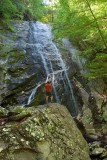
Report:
27,22,79,116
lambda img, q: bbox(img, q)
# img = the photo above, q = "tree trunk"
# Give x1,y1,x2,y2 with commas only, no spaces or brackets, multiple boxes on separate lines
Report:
85,0,107,49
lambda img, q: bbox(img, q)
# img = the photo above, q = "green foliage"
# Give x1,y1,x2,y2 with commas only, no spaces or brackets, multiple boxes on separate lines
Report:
29,0,47,19
0,0,19,28
0,0,47,28
89,54,107,78
0,0,18,19
53,0,107,78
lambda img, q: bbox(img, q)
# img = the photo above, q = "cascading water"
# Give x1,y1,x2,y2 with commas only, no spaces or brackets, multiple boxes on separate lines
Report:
27,81,45,105
49,43,79,115
27,21,79,116
62,38,86,74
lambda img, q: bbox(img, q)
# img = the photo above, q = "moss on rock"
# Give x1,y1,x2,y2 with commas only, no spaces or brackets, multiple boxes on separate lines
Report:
0,104,91,160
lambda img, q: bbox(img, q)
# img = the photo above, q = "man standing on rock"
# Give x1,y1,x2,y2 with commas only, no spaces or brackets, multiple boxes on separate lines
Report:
45,81,53,104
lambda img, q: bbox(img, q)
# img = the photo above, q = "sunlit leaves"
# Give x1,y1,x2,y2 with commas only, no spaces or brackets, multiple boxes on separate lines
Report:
53,0,107,78
89,54,107,78
0,0,47,26
0,0,18,19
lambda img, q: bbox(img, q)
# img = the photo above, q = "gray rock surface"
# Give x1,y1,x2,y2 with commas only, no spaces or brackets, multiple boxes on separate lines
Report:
0,21,42,106
0,104,91,160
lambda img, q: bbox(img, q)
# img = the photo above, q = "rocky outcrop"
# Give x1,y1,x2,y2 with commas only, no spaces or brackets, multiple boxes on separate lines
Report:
88,78,107,122
0,21,30,105
57,38,107,120
0,104,91,160
0,21,47,106
0,21,82,112
56,39,107,160
70,78,107,160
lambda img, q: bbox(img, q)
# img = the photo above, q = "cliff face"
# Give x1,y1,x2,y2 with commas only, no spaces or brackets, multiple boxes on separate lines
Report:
0,104,91,160
0,21,81,114
0,21,44,106
0,21,107,119
0,20,107,160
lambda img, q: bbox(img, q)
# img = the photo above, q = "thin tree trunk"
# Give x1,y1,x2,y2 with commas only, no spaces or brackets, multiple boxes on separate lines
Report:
85,0,107,49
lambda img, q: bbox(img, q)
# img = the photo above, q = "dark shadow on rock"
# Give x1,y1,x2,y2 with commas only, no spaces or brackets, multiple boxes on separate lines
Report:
88,93,102,130
74,118,100,143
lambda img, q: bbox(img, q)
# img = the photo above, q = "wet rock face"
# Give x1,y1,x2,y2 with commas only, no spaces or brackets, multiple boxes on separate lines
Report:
0,104,91,160
1,21,81,111
0,21,30,105
0,21,46,106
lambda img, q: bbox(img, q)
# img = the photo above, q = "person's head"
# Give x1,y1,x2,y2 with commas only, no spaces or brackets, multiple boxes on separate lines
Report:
47,81,50,84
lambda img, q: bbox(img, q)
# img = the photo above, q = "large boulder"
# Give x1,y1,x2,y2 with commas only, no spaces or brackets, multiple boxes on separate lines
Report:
0,104,91,160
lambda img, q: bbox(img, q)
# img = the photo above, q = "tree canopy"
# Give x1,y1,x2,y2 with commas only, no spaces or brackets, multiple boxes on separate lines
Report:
0,0,47,27
52,0,107,79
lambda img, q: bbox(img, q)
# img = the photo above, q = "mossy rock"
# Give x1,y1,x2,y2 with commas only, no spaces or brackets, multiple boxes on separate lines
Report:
14,107,32,115
29,88,45,107
0,104,91,160
102,109,107,121
7,67,25,77
5,78,11,84
8,50,25,63
0,107,8,116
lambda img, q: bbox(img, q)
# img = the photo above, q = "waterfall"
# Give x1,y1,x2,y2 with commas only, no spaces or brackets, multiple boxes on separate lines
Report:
27,82,45,105
27,21,79,116
51,43,79,115
62,38,86,74
49,61,60,102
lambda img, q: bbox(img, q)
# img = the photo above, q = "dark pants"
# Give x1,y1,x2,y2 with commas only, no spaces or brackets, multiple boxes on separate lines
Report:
46,92,52,103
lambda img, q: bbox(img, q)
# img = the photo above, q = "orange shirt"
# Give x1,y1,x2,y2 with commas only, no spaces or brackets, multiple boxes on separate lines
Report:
45,83,52,92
